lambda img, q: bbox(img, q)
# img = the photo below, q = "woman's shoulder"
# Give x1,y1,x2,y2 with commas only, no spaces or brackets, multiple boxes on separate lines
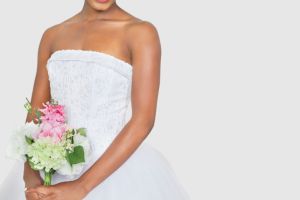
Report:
39,21,67,44
125,18,160,42
126,18,159,34
39,16,80,50
125,19,160,48
42,16,75,35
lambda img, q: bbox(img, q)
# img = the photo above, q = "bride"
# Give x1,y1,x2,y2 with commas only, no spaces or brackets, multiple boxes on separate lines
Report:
0,0,189,199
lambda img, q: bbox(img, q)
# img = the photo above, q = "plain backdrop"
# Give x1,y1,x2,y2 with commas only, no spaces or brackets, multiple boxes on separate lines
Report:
0,0,300,199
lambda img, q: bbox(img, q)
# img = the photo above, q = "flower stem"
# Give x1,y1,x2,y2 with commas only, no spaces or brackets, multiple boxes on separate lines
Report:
44,171,52,186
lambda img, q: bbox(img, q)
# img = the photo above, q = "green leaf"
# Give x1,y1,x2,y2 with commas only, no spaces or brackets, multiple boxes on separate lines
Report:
67,146,85,165
25,135,34,145
77,128,87,137
50,98,58,105
24,98,32,113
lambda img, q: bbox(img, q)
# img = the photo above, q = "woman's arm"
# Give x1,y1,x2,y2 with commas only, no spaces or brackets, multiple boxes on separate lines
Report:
24,27,53,191
27,21,161,199
79,21,161,193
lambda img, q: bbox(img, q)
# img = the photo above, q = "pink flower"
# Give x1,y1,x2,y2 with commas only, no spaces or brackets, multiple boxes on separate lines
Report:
37,101,68,142
40,102,66,124
38,122,67,143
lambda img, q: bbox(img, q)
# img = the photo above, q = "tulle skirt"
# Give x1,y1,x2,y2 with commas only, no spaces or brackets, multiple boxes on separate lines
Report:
0,143,190,200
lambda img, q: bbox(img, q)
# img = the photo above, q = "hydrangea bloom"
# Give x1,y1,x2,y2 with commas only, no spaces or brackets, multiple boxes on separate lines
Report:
27,137,66,172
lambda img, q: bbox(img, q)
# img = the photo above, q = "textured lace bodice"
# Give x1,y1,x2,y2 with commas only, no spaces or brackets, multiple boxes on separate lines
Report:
46,49,133,157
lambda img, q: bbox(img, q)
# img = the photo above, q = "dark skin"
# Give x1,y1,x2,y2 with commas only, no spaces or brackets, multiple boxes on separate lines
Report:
25,0,161,199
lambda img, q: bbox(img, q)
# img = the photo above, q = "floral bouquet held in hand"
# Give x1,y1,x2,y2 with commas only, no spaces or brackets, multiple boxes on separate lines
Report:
7,98,91,186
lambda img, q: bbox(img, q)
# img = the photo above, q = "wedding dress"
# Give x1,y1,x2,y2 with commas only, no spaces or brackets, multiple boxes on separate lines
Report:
0,49,190,200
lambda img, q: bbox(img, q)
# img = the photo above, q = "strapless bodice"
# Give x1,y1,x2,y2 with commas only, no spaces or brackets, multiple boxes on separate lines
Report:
46,49,133,157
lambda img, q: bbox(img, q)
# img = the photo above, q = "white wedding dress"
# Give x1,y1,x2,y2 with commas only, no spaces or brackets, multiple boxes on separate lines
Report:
0,49,190,200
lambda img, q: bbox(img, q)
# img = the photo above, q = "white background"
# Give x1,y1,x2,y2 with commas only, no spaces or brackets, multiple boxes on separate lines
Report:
0,0,300,199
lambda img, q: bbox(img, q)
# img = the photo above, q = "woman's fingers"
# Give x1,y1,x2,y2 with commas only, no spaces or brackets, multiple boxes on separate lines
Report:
25,192,40,200
26,186,52,195
40,194,56,200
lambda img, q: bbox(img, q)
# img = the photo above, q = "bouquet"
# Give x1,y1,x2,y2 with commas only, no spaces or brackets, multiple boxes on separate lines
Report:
7,98,91,186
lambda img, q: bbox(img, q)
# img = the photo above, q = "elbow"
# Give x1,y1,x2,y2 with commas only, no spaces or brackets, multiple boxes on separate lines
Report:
141,118,155,134
131,115,156,135
147,118,155,132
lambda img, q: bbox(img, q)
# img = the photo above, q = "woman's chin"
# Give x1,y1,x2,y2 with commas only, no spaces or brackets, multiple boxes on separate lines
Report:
89,0,115,11
95,0,110,3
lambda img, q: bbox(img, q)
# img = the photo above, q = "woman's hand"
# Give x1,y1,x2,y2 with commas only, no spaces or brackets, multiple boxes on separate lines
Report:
24,182,44,200
26,180,88,200
25,191,44,200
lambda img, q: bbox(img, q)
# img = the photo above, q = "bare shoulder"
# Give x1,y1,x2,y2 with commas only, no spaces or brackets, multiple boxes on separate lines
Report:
125,20,161,53
44,14,77,34
39,16,75,49
126,20,160,41
39,22,64,52
41,24,59,40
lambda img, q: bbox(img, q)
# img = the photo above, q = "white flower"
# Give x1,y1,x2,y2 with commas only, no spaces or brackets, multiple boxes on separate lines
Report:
6,122,40,161
26,137,66,172
6,127,28,161
23,121,41,139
